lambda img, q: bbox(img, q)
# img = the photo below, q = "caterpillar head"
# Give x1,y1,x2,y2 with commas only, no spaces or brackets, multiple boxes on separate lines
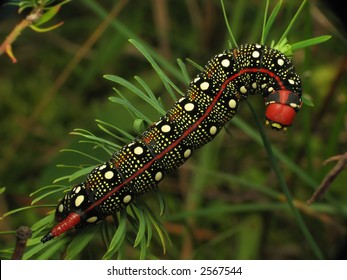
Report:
265,90,302,131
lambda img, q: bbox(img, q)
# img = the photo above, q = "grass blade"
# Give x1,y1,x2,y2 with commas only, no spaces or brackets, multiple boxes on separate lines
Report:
262,0,282,44
276,0,307,47
221,0,238,48
129,39,184,98
102,210,127,259
291,35,332,52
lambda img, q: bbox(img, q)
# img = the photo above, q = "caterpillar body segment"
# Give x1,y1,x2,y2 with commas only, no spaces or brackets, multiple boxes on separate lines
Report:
41,44,302,243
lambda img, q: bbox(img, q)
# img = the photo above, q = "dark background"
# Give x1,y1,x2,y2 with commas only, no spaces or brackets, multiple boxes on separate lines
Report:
0,0,346,259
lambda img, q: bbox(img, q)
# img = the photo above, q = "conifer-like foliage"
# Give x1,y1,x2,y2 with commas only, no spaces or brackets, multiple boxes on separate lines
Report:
1,0,345,260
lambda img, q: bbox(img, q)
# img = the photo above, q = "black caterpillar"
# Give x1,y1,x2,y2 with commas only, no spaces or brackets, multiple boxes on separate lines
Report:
41,44,302,243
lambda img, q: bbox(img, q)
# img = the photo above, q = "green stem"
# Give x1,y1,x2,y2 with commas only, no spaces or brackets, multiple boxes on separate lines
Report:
246,100,324,259
260,0,269,44
220,0,238,48
277,0,307,46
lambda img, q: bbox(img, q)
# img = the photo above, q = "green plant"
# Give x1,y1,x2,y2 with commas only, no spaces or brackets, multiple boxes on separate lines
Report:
1,0,340,260
0,0,70,63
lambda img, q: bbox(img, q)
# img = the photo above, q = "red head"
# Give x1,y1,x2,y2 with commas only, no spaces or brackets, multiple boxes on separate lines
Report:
265,90,302,131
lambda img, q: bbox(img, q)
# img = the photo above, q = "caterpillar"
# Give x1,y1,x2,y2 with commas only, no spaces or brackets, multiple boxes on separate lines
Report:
41,44,302,243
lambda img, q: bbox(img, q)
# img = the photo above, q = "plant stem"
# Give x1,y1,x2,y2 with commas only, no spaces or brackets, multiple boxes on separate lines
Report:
246,100,324,260
0,8,43,63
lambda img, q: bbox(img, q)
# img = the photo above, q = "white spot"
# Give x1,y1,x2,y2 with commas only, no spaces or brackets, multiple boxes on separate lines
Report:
161,124,171,133
252,51,260,58
194,77,200,83
240,86,247,94
184,149,192,158
184,103,195,112
123,195,132,204
288,79,295,85
228,99,237,109
134,146,144,155
99,164,107,170
178,97,186,102
277,58,285,66
268,87,274,92
75,195,85,207
155,171,163,181
255,44,261,49
261,83,267,89
105,171,114,180
200,81,210,90
209,126,217,135
86,216,98,223
58,204,64,213
252,82,257,89
74,186,81,193
217,53,224,57
221,59,230,67
290,103,298,108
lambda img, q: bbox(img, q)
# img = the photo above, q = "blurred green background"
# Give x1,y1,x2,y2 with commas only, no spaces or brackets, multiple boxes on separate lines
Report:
0,0,346,259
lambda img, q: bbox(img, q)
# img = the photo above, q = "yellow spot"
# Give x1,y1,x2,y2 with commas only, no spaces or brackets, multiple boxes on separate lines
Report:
123,195,132,204
184,149,192,158
271,123,282,130
155,172,163,181
240,86,247,94
58,204,64,213
161,124,171,133
221,59,230,67
277,58,285,66
134,146,144,155
184,103,195,112
252,51,260,58
105,171,114,179
209,126,217,135
228,99,237,109
200,82,209,90
86,216,98,223
75,195,85,207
